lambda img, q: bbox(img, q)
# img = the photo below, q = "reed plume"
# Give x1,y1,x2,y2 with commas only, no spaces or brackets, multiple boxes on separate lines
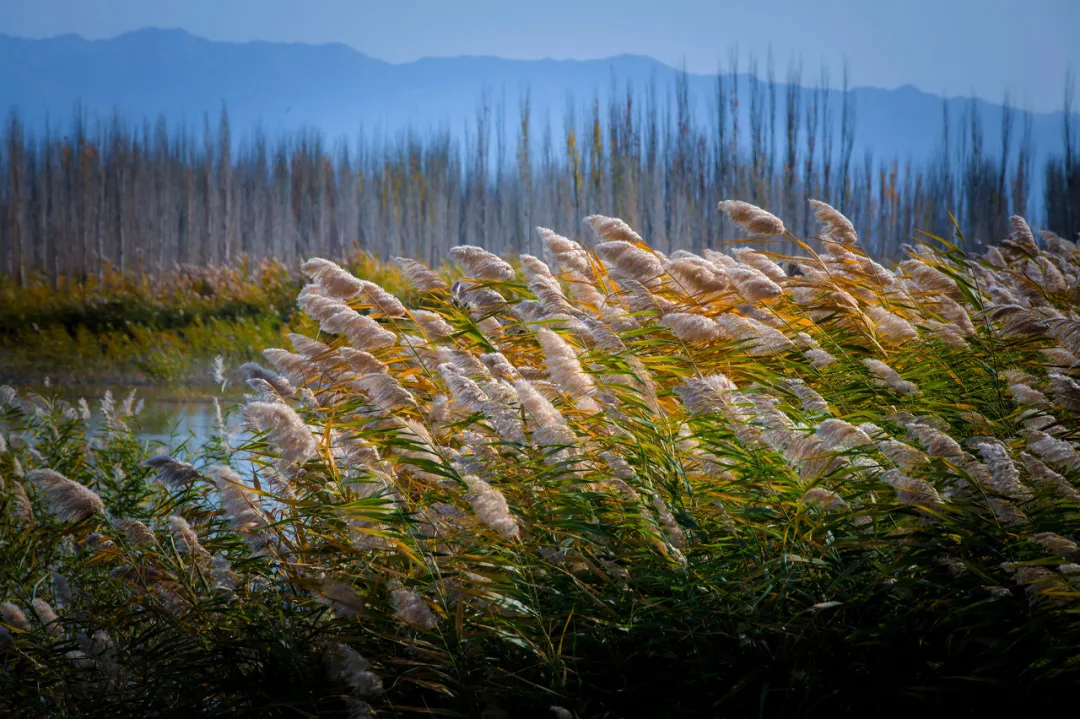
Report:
449,245,516,281
718,200,787,236
808,199,859,245
394,257,449,293
26,469,104,523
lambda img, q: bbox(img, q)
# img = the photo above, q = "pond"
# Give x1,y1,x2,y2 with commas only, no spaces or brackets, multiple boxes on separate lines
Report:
8,383,245,448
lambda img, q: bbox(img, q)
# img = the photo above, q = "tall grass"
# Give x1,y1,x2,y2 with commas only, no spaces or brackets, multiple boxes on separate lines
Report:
2,202,1080,717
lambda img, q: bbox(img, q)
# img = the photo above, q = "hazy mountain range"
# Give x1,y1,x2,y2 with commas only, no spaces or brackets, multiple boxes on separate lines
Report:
1,28,1075,176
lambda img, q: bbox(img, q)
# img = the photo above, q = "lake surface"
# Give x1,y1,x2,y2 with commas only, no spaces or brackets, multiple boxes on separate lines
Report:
10,383,244,448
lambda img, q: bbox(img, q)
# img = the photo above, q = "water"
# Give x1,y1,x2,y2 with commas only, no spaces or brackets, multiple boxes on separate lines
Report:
12,384,243,447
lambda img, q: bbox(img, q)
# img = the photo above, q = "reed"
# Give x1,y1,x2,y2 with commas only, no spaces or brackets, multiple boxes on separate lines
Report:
2,204,1080,716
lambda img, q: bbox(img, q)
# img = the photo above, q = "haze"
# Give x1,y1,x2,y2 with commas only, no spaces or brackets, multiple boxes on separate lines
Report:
1,0,1076,112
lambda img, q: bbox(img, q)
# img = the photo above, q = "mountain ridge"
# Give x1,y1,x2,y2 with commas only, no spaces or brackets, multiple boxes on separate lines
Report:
1,27,1074,180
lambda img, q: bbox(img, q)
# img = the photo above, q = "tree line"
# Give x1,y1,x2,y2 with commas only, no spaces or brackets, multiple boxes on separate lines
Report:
1,61,1077,287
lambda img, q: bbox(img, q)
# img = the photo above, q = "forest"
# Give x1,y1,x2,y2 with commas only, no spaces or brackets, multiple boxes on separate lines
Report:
1,64,1078,289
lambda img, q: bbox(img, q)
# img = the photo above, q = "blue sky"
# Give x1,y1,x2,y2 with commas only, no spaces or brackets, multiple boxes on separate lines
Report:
1,0,1076,111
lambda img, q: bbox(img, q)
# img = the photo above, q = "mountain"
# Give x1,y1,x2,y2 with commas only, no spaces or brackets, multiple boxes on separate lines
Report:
0,28,1074,176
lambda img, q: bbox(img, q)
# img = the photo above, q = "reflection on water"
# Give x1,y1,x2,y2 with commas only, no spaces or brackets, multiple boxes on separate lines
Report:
15,384,245,448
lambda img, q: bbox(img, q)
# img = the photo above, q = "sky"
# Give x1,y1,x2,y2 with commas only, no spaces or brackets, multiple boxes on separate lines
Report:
1,0,1077,112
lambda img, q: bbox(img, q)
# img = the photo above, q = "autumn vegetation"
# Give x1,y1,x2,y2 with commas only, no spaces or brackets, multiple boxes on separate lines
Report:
2,198,1080,717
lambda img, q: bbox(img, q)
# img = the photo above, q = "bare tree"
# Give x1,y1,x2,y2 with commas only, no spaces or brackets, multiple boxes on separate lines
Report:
838,61,856,215
783,60,802,228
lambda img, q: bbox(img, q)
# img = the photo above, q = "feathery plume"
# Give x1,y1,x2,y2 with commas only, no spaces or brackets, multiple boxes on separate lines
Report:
321,310,397,351
731,247,788,283
262,348,314,381
875,434,932,469
666,255,730,296
718,200,786,236
1042,347,1079,368
862,359,920,395
298,286,349,322
390,587,439,630
439,348,492,378
145,455,200,489
1020,452,1080,502
535,327,597,409
239,362,295,398
815,419,874,451
808,199,859,245
32,598,62,640
596,240,664,286
1031,532,1078,557
244,401,319,467
674,374,739,415
715,313,794,356
411,309,456,340
1001,563,1064,606
114,518,158,547
52,573,72,609
1024,257,1068,294
1047,371,1080,412
804,348,838,368
900,259,958,295
1002,215,1040,258
903,423,962,458
618,278,676,314
1,601,29,632
728,265,784,303
1042,317,1080,358
352,373,417,412
1025,430,1080,473
645,493,686,553
463,475,521,539
782,378,831,414
338,347,388,376
802,487,849,511
212,355,227,386
210,554,237,594
439,363,489,413
302,258,364,298
586,214,646,245
923,320,968,350
394,256,448,292
968,437,1029,499
1039,229,1075,253
514,379,577,456
538,227,595,279
100,390,115,423
7,480,33,524
27,469,104,523
866,306,919,344
208,466,268,538
479,352,521,382
329,643,383,698
449,245,515,281
660,312,720,342
525,260,580,317
881,469,943,509
168,515,210,559
316,580,365,618
356,279,407,317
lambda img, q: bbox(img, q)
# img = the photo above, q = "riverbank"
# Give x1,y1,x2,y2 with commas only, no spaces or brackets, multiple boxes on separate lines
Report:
0,313,285,386
0,252,437,386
